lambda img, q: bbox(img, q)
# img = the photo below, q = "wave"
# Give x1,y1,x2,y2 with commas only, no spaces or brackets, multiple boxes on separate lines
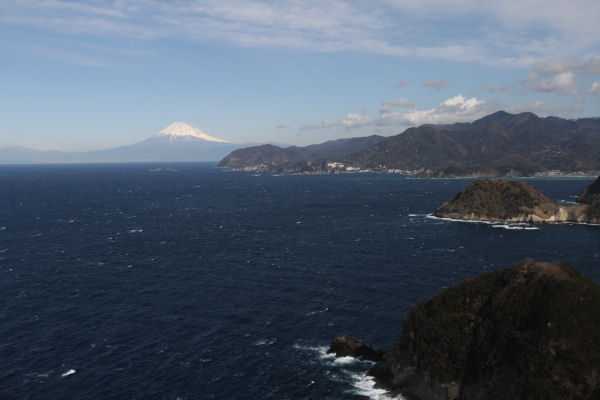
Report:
427,214,540,230
253,338,277,346
491,224,539,230
61,369,76,378
346,370,404,400
294,342,402,399
305,307,329,317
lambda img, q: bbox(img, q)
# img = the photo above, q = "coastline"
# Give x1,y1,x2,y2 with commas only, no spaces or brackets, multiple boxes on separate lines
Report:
219,166,600,179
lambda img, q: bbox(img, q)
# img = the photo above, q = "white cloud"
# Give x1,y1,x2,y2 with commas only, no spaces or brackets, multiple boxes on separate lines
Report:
3,0,600,67
379,94,493,126
394,80,407,88
522,72,578,95
322,94,497,129
322,113,373,128
423,80,450,90
381,98,415,113
590,81,600,95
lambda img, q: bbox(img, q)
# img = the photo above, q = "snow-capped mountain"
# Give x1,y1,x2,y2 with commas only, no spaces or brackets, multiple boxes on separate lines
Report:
156,122,231,143
0,122,244,163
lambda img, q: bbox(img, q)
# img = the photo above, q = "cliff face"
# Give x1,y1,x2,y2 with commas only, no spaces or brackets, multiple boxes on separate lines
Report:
578,176,600,205
434,179,599,224
368,260,600,400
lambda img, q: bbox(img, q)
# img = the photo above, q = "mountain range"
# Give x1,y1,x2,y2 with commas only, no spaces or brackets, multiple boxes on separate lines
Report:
0,122,245,163
218,111,600,177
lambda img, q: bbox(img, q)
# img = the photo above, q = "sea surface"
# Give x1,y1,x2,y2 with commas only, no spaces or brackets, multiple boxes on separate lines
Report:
0,163,598,400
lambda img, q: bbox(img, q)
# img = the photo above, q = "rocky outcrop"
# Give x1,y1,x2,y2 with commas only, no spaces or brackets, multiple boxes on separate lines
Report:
434,179,599,224
332,260,600,400
327,335,383,362
577,176,600,204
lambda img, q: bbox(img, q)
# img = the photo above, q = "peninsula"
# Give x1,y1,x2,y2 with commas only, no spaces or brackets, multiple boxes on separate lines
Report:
219,111,600,177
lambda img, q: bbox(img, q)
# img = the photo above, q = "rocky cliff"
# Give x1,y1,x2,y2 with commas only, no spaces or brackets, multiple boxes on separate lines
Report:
434,179,599,224
577,176,600,204
332,260,600,400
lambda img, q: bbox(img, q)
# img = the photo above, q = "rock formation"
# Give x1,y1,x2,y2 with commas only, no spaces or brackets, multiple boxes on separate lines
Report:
332,260,600,400
327,335,383,362
577,176,600,204
434,179,599,224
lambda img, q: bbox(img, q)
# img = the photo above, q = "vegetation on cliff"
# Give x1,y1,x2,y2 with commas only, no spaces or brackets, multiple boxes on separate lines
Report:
434,178,599,224
434,179,559,221
577,176,600,212
367,260,600,400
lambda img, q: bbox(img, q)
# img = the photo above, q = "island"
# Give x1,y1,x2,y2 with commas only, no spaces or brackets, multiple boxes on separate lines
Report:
433,178,600,224
330,260,600,400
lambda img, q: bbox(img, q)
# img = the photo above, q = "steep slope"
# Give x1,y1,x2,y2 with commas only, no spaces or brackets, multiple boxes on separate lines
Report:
367,260,600,400
217,135,384,170
348,111,600,176
576,176,600,221
434,179,599,224
577,175,600,203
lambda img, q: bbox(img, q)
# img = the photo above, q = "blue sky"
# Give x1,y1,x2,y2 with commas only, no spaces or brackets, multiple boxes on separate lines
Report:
1,0,599,150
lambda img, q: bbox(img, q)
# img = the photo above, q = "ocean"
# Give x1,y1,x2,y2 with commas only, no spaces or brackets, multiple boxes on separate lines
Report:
1,163,598,399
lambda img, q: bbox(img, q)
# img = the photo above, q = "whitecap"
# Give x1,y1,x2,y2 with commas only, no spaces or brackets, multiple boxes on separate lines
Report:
254,338,277,346
61,369,76,378
126,229,143,233
428,214,540,230
305,307,329,316
346,371,404,399
333,356,358,365
491,224,539,230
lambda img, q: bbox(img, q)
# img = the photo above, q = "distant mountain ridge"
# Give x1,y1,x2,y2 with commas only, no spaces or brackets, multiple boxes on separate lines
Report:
0,122,244,163
217,135,385,171
218,111,600,177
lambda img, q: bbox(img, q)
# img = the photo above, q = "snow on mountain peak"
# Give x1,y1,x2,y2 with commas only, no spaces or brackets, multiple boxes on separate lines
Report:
157,122,230,143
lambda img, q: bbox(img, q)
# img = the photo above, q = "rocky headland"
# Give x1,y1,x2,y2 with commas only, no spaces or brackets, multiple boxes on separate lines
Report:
433,178,600,224
577,175,600,204
330,260,600,400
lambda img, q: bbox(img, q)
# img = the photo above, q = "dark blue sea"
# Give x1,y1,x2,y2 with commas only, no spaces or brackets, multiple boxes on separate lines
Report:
1,163,598,399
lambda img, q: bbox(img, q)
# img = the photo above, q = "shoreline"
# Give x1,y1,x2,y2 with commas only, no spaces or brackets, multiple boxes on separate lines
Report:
220,167,599,179
427,214,600,227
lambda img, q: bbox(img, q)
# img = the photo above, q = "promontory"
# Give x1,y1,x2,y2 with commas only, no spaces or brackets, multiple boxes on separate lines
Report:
433,178,600,224
330,260,600,399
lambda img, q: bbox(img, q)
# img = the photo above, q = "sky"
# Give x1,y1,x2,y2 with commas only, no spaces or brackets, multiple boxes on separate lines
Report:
1,0,600,151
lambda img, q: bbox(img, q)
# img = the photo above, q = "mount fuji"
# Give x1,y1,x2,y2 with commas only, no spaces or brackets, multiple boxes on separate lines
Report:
0,122,246,163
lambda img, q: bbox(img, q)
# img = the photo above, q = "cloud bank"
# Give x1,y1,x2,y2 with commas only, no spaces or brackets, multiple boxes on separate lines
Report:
3,0,599,66
321,94,498,130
